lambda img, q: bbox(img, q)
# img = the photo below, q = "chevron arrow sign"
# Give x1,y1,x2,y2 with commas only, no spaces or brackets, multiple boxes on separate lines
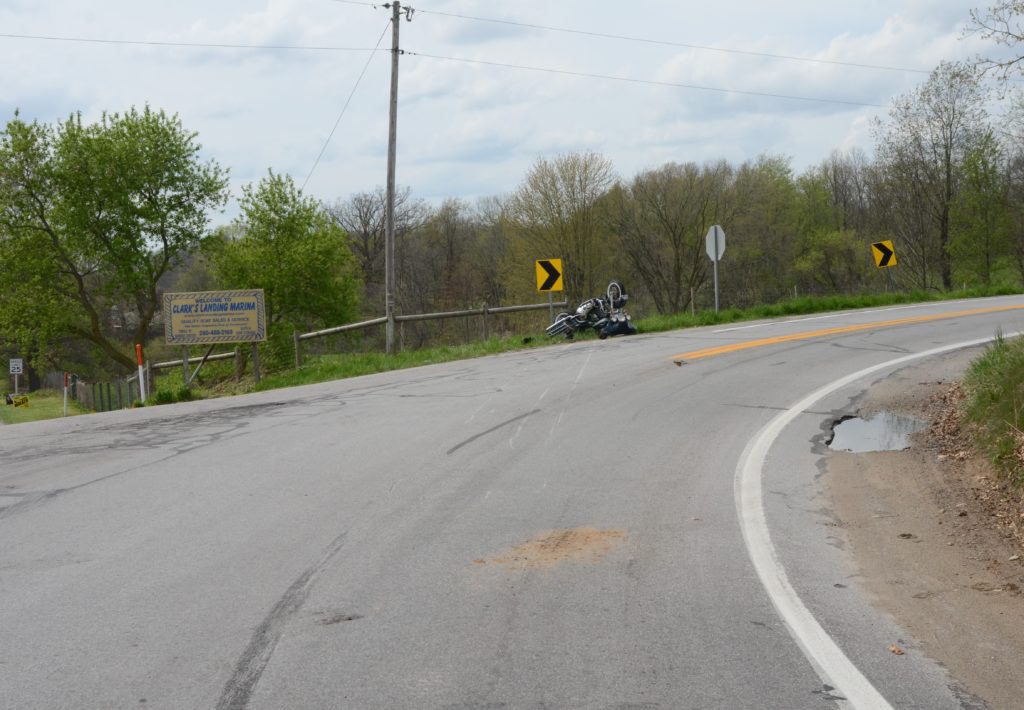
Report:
871,240,897,268
535,259,564,292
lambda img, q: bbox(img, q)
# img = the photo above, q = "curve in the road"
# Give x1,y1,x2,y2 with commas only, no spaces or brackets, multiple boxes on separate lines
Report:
735,332,1019,709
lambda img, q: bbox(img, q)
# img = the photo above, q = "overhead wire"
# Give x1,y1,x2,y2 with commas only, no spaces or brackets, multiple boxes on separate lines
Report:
0,32,382,52
302,21,392,191
331,0,933,76
404,51,886,108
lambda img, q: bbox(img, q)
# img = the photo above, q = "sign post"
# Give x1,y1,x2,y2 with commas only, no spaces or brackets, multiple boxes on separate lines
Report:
871,240,897,291
705,225,726,313
9,358,23,394
63,371,69,417
536,259,564,322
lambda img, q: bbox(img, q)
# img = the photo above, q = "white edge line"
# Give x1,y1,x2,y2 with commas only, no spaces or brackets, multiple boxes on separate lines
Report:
735,333,1014,709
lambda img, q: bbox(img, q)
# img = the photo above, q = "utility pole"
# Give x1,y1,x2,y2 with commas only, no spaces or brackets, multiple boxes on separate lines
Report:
383,1,413,354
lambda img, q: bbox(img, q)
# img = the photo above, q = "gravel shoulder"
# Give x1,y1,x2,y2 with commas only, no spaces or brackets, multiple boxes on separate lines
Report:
826,352,1024,710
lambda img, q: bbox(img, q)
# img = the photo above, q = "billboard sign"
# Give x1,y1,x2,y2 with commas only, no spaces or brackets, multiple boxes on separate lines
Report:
163,290,267,345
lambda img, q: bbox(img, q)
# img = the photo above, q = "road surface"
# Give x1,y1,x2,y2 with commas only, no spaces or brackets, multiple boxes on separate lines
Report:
2,296,1022,709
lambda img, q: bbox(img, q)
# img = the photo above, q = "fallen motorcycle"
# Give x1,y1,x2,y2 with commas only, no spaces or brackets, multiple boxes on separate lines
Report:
545,281,638,340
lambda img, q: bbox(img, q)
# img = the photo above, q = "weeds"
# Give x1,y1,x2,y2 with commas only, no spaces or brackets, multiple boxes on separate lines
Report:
964,331,1024,486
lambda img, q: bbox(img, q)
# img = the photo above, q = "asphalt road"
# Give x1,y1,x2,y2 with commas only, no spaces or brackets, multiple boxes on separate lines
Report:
2,296,1022,709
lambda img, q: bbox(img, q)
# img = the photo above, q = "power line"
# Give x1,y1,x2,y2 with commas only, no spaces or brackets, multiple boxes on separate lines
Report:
405,51,886,108
302,21,392,191
332,0,932,76
0,32,383,52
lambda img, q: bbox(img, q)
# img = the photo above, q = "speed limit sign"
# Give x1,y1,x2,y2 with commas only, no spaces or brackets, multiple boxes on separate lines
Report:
9,358,22,375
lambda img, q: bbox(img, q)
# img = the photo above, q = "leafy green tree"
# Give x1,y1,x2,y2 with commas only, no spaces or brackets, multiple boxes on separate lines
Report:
604,161,734,315
0,107,229,372
211,171,361,366
724,155,801,306
950,132,1013,286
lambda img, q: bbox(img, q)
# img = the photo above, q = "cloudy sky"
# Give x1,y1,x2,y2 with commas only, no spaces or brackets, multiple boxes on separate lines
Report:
0,0,1006,223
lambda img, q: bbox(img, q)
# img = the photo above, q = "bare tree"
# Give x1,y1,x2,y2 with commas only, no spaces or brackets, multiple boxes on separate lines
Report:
506,152,615,304
966,1,1024,81
327,186,429,313
873,61,990,289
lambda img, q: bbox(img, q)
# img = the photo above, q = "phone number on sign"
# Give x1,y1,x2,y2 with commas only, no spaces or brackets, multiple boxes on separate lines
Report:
198,329,234,337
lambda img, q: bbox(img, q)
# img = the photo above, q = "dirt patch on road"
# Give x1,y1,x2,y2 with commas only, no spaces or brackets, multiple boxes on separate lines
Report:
475,527,627,570
826,356,1024,709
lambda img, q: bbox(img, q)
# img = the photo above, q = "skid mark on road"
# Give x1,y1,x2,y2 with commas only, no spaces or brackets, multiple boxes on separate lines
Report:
447,410,541,455
216,530,349,710
548,349,594,437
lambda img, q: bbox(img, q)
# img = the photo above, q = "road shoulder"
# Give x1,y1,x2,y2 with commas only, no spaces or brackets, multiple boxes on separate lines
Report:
826,355,1024,710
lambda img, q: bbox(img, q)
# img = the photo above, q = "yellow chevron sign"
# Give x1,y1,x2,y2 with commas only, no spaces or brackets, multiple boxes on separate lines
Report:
535,259,564,292
871,240,897,268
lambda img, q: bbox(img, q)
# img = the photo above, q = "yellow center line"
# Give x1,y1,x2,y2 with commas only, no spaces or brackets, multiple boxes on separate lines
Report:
671,305,1024,362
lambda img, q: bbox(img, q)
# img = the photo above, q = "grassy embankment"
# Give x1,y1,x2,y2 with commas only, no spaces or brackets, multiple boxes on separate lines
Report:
0,390,89,425
963,332,1024,487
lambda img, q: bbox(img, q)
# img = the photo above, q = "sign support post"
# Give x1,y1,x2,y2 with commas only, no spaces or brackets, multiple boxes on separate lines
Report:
705,225,726,314
9,358,23,394
63,372,69,417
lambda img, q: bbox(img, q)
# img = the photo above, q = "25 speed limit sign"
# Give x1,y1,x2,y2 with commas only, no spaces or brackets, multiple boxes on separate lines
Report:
9,358,23,375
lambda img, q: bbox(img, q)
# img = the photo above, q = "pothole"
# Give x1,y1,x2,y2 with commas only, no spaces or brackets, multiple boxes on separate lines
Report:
827,412,927,453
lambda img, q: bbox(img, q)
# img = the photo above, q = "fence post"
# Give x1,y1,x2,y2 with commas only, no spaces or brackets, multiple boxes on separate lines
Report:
294,330,302,368
481,304,488,341
235,347,243,382
252,343,261,384
116,379,123,410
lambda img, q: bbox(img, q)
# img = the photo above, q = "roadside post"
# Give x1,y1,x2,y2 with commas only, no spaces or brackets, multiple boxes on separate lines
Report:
63,371,69,417
10,358,23,394
705,225,726,314
136,344,147,402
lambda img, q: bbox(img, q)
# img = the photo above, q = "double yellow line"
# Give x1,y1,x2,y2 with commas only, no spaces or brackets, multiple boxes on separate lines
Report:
672,304,1024,363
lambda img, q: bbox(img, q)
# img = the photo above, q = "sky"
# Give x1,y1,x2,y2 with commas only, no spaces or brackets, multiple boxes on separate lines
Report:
0,0,1009,224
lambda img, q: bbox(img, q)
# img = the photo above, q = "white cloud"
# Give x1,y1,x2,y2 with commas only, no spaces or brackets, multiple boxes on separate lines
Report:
0,0,1003,220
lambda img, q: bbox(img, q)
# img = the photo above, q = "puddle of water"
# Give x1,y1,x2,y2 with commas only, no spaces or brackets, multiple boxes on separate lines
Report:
828,412,927,453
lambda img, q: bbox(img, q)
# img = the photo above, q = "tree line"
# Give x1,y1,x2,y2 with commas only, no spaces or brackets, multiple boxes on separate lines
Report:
3,40,1024,378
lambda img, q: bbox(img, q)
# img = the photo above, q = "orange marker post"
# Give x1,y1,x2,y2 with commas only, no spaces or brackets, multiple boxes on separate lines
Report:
136,344,147,402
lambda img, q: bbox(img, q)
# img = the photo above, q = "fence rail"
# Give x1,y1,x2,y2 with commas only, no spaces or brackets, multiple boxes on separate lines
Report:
294,301,566,367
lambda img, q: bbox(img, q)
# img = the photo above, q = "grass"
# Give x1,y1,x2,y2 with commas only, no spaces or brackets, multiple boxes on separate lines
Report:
0,389,89,425
963,331,1024,486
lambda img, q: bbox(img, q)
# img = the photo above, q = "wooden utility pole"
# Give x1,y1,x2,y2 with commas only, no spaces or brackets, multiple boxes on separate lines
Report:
384,2,412,354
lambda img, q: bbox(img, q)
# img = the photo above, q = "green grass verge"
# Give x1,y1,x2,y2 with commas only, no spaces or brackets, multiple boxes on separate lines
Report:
964,331,1024,487
0,389,89,425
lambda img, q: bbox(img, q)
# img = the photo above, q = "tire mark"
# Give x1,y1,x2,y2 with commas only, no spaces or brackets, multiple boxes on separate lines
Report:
216,530,348,710
446,410,541,455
